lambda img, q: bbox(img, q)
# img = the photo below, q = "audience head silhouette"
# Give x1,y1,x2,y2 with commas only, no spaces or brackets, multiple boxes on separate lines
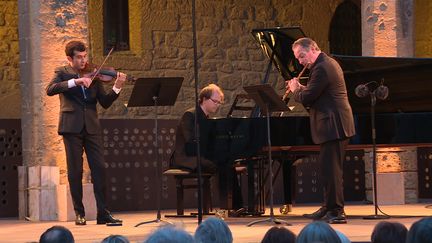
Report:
261,226,296,243
145,226,193,243
39,226,74,243
101,234,129,243
194,217,233,243
371,221,407,243
296,221,341,243
406,217,432,243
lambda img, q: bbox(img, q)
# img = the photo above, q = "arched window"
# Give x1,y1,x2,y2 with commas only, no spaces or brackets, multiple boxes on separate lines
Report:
103,0,130,54
329,0,361,56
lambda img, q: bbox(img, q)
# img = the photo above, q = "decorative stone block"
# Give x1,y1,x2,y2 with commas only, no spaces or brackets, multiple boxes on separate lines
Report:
17,166,26,220
376,172,404,205
405,189,418,203
404,172,418,190
27,166,59,221
18,166,96,221
376,149,402,173
400,148,417,171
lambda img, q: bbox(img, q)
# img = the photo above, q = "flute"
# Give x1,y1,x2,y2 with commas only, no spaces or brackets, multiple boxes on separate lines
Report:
282,64,309,102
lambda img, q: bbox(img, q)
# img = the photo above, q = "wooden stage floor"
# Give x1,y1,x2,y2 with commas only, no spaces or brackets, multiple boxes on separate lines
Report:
1,203,431,243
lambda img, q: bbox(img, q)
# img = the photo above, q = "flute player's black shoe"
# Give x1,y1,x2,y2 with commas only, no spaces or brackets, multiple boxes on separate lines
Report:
322,209,347,224
303,207,328,220
97,210,122,225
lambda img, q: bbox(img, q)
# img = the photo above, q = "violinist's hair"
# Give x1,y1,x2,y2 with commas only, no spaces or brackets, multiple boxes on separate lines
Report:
292,37,321,52
199,84,224,104
65,41,86,58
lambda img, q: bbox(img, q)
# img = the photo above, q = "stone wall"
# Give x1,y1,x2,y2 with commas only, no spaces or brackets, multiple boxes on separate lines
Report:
88,0,345,120
415,0,432,57
0,0,20,118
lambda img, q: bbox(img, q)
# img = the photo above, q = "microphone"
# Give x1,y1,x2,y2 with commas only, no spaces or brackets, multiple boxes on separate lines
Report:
375,79,389,100
355,84,369,98
355,80,389,100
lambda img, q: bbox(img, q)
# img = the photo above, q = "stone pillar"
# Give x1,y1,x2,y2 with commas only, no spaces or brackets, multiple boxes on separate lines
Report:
362,0,417,205
362,0,414,57
17,0,91,221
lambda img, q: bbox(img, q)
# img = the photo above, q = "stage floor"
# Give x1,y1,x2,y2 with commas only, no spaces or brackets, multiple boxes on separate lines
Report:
1,203,431,243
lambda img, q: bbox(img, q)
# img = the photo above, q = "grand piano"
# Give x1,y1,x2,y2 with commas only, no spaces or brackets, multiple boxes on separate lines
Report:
202,27,432,213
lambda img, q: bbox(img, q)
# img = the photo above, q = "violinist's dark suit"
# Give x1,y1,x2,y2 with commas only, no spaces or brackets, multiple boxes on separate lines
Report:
46,65,119,217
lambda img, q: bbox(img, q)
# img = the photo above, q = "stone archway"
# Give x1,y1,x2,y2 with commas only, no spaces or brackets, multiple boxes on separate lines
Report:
329,0,362,55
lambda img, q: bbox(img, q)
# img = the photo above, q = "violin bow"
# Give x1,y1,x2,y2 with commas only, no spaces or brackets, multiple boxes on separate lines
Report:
90,47,115,83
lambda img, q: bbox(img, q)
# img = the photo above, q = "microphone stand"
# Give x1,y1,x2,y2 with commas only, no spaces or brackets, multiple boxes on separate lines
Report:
191,0,203,225
363,90,390,220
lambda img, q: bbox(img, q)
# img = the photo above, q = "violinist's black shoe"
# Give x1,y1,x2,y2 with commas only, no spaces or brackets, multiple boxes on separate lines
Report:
75,215,86,226
303,207,328,220
97,210,122,225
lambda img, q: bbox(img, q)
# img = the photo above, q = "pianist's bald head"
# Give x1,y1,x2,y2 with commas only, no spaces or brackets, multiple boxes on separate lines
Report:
199,84,224,104
292,38,321,52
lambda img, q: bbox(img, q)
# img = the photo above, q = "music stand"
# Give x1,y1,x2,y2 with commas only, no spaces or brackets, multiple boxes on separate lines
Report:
128,77,184,227
243,84,291,226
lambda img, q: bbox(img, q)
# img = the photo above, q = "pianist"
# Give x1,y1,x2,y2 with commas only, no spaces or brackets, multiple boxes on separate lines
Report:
287,37,355,224
171,84,224,173
170,84,243,213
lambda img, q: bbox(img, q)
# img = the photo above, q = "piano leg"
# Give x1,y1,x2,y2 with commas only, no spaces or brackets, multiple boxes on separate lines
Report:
247,160,255,214
244,158,265,216
282,159,293,205
232,170,243,210
218,163,233,210
217,163,245,211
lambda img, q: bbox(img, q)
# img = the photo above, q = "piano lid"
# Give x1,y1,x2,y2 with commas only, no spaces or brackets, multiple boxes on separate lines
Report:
251,27,306,80
334,55,432,114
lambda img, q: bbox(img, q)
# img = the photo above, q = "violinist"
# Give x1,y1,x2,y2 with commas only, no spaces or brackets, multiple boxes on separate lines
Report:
46,40,126,226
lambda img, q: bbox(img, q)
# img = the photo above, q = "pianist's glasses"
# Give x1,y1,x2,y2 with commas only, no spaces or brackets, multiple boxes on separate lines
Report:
210,98,224,105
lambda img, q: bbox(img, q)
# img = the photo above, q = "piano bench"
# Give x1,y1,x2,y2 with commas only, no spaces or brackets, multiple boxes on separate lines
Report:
163,168,213,217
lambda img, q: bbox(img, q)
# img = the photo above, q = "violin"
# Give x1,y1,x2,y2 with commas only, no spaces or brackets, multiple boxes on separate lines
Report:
80,47,136,82
81,62,136,82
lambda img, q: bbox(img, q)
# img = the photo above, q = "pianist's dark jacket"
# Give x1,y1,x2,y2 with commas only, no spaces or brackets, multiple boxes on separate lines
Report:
171,106,209,169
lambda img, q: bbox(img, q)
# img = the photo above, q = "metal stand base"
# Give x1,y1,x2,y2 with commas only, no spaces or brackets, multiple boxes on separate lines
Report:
135,218,173,227
247,216,291,227
363,214,390,220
